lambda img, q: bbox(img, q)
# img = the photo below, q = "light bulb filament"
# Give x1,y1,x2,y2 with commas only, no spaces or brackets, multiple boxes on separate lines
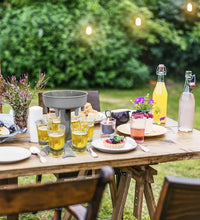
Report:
187,2,193,12
135,17,142,26
86,25,93,35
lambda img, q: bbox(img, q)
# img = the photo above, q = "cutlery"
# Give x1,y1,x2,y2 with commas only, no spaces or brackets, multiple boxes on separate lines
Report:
125,137,150,152
88,146,98,158
30,146,47,163
138,144,150,152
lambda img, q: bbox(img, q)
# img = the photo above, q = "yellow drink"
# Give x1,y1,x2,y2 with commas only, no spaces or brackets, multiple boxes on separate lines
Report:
87,124,94,141
79,117,94,142
153,82,167,124
71,131,88,150
71,119,80,129
48,132,65,150
37,125,48,142
52,118,61,130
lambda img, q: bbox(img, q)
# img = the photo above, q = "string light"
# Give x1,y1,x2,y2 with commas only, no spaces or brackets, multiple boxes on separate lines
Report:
186,2,193,12
85,25,93,36
135,17,142,26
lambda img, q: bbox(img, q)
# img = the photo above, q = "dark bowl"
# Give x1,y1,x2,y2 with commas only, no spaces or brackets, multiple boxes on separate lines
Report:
111,109,130,126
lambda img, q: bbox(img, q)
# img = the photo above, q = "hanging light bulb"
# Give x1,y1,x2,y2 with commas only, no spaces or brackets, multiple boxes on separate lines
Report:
187,2,193,12
135,17,142,26
85,25,93,36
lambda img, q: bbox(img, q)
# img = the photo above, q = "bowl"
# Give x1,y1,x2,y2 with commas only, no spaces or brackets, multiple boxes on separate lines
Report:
0,114,19,143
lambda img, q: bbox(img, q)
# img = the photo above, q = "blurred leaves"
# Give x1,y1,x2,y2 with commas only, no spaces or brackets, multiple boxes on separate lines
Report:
0,0,200,88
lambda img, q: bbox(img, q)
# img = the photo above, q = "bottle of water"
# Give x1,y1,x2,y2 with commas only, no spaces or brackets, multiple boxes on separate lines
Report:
178,71,195,132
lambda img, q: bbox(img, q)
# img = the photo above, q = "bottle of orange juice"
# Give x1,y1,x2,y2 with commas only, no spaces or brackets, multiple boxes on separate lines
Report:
153,64,168,124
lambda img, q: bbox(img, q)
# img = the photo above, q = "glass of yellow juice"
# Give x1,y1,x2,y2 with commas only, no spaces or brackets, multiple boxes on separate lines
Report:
47,124,65,157
71,112,80,129
80,117,94,142
35,119,49,148
71,121,88,152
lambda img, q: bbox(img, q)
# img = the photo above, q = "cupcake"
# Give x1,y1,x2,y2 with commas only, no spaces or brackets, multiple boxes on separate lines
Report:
104,135,125,149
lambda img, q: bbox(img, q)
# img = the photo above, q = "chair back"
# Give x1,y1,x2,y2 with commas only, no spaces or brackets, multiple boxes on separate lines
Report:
153,176,200,220
0,166,114,220
87,90,100,112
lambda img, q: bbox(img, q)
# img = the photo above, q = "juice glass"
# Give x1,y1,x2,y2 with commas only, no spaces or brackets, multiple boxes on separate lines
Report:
71,121,88,152
80,117,94,142
48,124,65,157
130,114,146,144
35,119,48,148
71,112,80,130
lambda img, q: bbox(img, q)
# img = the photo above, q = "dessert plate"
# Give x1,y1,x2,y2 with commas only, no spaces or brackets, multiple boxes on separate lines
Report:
0,146,31,163
117,123,167,137
92,138,137,154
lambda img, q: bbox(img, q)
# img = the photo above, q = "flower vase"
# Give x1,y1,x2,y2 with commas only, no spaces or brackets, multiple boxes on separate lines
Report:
14,109,28,133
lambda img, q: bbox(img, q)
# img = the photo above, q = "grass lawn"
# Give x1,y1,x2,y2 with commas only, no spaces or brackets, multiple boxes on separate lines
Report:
1,81,200,220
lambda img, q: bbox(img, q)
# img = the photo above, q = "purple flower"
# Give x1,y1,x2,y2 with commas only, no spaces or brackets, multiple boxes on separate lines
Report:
160,117,166,121
11,76,16,81
140,97,145,104
135,97,141,104
148,99,154,105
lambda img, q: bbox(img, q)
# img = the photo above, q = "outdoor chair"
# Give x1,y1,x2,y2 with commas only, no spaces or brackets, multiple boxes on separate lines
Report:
153,175,200,220
0,166,114,220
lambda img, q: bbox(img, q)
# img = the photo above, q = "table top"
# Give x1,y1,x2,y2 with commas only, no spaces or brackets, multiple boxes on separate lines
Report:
0,117,200,180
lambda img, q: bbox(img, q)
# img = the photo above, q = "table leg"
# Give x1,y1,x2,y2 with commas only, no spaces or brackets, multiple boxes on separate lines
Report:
134,180,145,219
144,166,157,220
111,169,132,220
129,166,157,220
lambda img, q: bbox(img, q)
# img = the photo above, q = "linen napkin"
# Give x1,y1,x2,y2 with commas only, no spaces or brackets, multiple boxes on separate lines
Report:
28,106,43,142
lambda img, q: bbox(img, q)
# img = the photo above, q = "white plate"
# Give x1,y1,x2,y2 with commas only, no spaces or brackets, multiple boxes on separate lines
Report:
117,123,167,137
93,112,106,123
0,147,31,164
92,138,137,154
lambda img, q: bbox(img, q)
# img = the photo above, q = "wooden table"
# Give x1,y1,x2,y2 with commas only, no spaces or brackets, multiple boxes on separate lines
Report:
0,117,200,220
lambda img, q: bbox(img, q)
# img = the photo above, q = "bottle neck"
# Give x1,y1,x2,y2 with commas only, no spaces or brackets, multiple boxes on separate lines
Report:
183,80,192,93
157,74,165,82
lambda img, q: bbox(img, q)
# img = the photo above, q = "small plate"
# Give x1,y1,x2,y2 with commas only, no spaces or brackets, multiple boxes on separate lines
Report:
90,112,106,124
0,146,31,163
117,123,167,137
92,138,137,154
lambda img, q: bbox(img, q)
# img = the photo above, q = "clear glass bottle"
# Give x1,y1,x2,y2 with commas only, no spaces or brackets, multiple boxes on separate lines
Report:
153,64,168,124
178,71,195,132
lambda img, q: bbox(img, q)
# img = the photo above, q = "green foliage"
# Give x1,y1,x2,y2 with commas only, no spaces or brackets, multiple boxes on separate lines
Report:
0,0,200,88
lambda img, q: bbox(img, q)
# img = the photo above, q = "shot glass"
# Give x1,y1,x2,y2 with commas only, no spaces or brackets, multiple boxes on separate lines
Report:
130,114,146,143
47,115,61,131
71,112,80,130
35,119,48,148
80,117,94,142
100,118,116,136
71,121,88,152
48,124,65,158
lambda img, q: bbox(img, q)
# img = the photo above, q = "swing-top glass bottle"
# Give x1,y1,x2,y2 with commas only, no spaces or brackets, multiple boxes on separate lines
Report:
153,64,168,124
178,71,195,132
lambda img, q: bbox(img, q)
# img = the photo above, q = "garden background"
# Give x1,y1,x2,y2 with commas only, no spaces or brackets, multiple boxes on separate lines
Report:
1,1,200,220
0,0,200,88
